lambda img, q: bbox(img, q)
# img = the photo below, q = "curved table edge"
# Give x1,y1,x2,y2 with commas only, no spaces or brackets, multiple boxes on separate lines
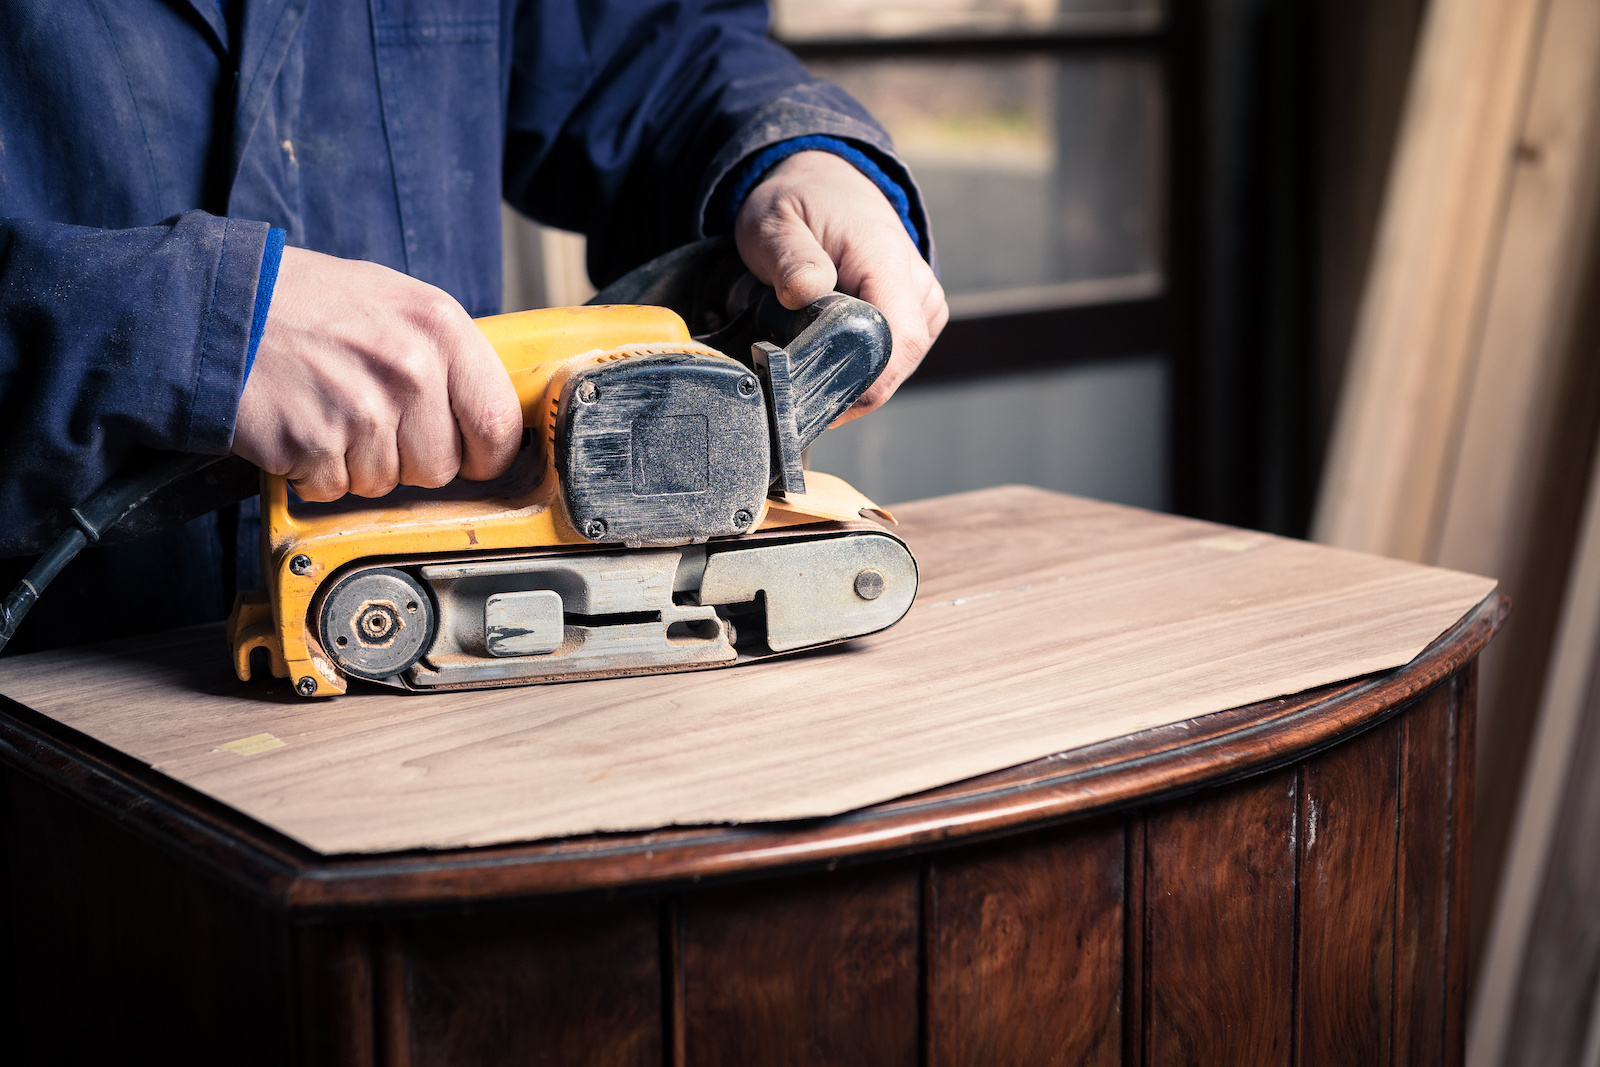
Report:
0,593,1508,911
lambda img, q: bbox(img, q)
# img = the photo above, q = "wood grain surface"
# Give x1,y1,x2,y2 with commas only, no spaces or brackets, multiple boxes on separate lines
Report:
1295,718,1399,1065
0,487,1494,855
1394,683,1456,1067
1473,397,1600,1066
1144,770,1298,1066
926,822,1124,1067
1313,0,1548,556
677,865,921,1066
378,900,663,1067
1312,0,1600,994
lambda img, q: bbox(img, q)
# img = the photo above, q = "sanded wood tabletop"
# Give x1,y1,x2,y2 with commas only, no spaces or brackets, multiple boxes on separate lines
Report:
0,486,1492,859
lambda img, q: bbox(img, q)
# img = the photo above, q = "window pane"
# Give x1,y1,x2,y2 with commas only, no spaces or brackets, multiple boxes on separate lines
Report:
772,0,1163,41
809,55,1164,310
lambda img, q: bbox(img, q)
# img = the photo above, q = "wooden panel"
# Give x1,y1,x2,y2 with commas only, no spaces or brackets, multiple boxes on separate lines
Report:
376,899,661,1067
678,864,919,1066
0,768,294,1066
1499,641,1600,1064
1145,770,1298,1065
1123,814,1147,1067
1432,0,1600,988
1296,717,1400,1066
925,820,1124,1066
293,922,377,1067
1392,685,1456,1067
1473,403,1600,1067
1446,668,1474,1067
1314,0,1600,1001
0,486,1494,856
1313,0,1547,557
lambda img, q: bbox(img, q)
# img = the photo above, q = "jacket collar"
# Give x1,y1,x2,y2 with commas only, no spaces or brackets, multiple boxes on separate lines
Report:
179,0,230,54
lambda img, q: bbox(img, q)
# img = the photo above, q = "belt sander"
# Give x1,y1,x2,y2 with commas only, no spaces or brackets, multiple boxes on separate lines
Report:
7,237,911,697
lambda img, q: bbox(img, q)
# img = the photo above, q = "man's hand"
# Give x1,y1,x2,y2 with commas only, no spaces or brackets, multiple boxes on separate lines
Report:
233,247,524,501
735,150,948,422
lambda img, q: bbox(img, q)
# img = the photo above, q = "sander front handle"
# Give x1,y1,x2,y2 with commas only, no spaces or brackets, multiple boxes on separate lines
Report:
591,234,894,452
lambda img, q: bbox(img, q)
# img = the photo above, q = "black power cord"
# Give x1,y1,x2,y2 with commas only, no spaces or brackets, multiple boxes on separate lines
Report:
0,453,228,654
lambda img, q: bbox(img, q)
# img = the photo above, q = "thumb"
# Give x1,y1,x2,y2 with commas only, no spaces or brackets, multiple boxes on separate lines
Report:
738,209,840,311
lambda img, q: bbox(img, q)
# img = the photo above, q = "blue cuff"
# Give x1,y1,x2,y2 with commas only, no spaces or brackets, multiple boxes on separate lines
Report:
719,135,923,254
242,228,286,384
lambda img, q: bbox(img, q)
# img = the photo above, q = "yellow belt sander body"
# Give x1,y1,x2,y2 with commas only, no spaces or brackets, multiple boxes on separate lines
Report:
229,246,918,698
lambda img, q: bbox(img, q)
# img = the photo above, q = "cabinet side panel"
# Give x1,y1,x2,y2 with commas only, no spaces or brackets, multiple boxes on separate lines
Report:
1446,665,1475,1067
1296,717,1400,1066
926,820,1124,1067
1146,768,1298,1066
293,922,377,1067
1393,685,1456,1067
679,864,920,1067
383,899,662,1067
0,770,293,1065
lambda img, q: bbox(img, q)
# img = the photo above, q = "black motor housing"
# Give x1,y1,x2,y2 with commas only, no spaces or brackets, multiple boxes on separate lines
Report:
555,354,771,546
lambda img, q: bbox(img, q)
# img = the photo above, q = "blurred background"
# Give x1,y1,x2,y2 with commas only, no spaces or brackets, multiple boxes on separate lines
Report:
502,3,1600,1062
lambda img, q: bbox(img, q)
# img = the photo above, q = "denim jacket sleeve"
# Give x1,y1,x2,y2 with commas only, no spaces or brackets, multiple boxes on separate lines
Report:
0,211,270,553
499,0,931,286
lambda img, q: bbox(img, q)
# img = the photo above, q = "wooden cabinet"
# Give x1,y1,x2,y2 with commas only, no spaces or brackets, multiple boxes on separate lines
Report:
0,596,1497,1065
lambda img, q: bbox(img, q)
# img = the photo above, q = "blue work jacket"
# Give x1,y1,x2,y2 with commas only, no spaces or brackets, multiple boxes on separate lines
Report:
0,0,927,650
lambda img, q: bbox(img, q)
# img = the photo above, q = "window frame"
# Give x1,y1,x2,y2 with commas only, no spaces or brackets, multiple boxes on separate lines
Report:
778,10,1206,512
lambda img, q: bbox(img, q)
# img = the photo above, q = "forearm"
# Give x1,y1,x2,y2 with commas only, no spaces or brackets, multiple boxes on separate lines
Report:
501,0,931,284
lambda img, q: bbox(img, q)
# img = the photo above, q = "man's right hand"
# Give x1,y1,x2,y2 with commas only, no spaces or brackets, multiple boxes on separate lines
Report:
232,247,524,502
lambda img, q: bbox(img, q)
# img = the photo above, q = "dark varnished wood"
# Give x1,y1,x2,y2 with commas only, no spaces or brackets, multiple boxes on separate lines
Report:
2,771,295,1066
294,923,377,1067
1444,667,1475,1067
377,900,662,1067
1295,717,1398,1065
1123,815,1148,1067
0,598,1500,1064
1145,769,1298,1066
925,822,1124,1066
1392,683,1455,1067
678,864,920,1066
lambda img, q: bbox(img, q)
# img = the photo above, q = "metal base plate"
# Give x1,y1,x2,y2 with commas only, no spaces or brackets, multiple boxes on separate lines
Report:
315,523,917,692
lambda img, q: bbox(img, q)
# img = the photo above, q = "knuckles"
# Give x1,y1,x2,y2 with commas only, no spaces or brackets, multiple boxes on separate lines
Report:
351,476,400,500
408,464,459,490
410,287,472,346
473,397,526,453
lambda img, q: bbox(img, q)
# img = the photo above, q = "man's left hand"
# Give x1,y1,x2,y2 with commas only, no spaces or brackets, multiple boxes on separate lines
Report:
734,150,948,422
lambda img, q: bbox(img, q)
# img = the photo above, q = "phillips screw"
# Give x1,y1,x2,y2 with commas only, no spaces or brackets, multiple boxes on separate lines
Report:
584,518,607,539
290,554,312,575
733,509,753,529
296,676,318,697
577,380,599,404
737,376,757,397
